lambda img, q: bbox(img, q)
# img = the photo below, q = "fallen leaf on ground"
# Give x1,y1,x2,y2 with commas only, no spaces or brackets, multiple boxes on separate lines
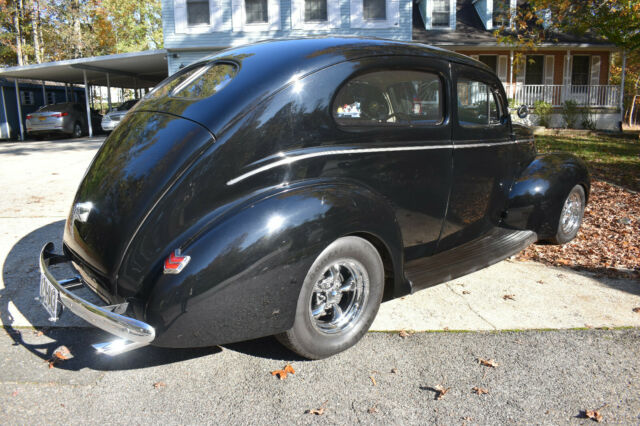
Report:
271,364,295,380
462,290,471,295
433,384,450,400
585,409,603,422
391,368,398,374
399,330,411,338
307,400,327,415
503,294,516,301
478,358,499,368
370,375,377,386
536,280,544,284
633,307,640,313
368,404,379,414
11,390,18,397
472,386,489,395
52,346,72,361
153,381,166,389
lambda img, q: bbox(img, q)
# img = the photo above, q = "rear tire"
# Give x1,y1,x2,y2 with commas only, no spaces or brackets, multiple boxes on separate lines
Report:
73,122,83,138
550,184,586,244
277,236,384,359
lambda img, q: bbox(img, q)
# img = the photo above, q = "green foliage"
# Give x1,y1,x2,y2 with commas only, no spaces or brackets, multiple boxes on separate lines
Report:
580,108,597,131
533,100,552,127
561,100,579,129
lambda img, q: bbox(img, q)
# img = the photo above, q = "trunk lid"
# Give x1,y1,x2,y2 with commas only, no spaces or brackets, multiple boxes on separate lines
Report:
63,111,214,290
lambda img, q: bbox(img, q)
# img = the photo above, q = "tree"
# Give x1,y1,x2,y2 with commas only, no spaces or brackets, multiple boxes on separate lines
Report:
494,0,640,124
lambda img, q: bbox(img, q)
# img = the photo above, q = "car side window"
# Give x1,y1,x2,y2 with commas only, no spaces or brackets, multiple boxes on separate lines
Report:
334,70,443,126
456,78,501,127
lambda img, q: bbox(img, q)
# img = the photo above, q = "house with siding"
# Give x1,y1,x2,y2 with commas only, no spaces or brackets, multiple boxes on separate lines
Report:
162,0,619,128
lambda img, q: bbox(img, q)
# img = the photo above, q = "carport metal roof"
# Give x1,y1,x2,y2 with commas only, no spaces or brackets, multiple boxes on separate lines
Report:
0,49,168,88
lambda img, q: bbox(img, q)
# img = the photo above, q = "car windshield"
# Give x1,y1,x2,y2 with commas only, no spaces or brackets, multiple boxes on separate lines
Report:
37,103,73,112
114,100,138,111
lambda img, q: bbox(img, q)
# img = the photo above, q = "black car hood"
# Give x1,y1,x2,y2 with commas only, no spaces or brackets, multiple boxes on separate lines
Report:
63,111,214,282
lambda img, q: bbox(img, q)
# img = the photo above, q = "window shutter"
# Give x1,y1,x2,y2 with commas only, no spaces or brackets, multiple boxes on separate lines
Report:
210,0,223,29
498,55,508,81
328,0,341,27
232,0,244,30
174,0,187,33
544,55,554,85
590,55,601,86
563,54,572,86
267,0,281,30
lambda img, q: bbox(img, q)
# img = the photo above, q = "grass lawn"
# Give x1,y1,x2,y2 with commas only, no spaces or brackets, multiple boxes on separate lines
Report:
535,131,640,192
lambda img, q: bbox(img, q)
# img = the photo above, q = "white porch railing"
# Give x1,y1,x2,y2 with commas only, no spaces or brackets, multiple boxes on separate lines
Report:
504,84,620,108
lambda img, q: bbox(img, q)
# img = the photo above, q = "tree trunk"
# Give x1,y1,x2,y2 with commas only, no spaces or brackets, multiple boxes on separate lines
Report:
71,0,83,58
14,1,23,66
32,0,42,63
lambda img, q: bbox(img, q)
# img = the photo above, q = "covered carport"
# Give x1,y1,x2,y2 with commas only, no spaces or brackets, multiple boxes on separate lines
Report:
0,49,168,140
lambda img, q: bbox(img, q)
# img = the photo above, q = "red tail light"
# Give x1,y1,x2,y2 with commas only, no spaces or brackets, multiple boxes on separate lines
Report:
52,112,69,117
26,115,32,119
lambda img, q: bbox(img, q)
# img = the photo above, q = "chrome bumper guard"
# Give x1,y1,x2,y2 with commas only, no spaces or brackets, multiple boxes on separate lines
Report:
39,243,155,354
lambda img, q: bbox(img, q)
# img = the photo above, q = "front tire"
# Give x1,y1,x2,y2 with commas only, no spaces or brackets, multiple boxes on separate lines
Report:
277,236,384,359
550,184,586,244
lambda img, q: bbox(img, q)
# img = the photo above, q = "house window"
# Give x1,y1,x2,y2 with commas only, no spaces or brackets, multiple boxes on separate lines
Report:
305,0,327,21
232,0,280,30
525,55,544,85
350,0,399,28
432,0,450,27
20,91,34,106
492,0,509,28
245,0,268,23
572,56,590,86
363,0,385,20
479,55,497,73
187,0,210,26
46,92,56,104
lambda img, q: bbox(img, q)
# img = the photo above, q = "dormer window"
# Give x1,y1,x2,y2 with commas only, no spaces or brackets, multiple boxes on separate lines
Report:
292,0,340,29
492,0,508,28
431,0,450,27
420,0,455,30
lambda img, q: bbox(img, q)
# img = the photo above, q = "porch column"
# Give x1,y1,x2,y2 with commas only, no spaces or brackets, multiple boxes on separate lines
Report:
509,50,514,98
619,50,626,127
106,73,112,112
41,80,46,105
13,80,24,141
563,50,571,103
1,86,10,138
83,70,93,137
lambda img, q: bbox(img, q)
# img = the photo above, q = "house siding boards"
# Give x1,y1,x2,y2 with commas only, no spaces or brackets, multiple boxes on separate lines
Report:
163,0,412,74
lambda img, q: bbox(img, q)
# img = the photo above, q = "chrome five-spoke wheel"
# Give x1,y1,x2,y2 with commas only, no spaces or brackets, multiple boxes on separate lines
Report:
277,236,384,359
551,184,586,244
310,260,368,334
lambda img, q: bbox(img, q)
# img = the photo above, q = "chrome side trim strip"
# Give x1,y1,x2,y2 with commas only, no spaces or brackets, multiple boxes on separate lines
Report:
227,138,534,186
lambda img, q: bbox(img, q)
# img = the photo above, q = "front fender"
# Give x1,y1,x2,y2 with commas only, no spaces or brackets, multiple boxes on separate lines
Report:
146,179,404,348
503,152,590,239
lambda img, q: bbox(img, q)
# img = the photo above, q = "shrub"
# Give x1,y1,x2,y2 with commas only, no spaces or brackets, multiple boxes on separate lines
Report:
561,100,579,128
533,100,552,127
580,107,597,130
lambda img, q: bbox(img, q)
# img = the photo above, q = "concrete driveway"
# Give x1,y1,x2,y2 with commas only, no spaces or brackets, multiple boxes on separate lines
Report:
1,136,639,332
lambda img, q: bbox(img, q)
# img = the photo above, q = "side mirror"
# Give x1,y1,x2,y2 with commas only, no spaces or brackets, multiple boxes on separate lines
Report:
517,104,529,119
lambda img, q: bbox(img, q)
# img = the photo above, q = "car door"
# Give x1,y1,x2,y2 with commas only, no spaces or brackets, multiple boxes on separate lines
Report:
328,57,454,260
436,62,513,252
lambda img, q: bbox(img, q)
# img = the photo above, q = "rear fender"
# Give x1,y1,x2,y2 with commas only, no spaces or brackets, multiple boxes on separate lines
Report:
503,153,590,239
146,179,405,348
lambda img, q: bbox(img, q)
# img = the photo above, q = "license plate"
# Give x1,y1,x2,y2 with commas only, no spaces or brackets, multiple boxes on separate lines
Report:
39,272,60,321
38,116,47,121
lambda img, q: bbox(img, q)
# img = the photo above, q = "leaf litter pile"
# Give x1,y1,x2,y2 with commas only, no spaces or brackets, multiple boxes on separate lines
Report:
516,181,640,279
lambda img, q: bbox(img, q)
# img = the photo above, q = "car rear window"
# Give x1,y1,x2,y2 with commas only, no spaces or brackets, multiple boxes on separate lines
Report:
147,62,237,100
333,70,444,127
37,103,72,112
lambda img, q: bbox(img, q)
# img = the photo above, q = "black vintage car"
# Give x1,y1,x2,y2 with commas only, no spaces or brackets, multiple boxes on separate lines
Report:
39,38,589,359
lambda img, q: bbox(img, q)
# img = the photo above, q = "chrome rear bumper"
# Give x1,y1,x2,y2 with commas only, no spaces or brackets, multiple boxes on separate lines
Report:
39,243,155,353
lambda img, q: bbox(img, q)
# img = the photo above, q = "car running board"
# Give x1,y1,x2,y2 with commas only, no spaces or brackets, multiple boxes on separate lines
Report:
405,228,537,292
